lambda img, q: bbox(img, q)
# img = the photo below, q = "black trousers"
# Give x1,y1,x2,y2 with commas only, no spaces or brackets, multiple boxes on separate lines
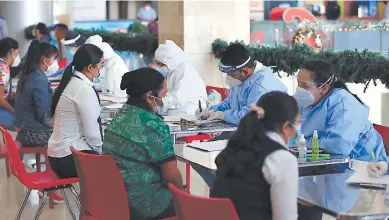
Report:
48,150,98,179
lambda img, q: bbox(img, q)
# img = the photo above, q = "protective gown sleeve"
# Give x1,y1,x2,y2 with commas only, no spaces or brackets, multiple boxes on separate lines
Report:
307,99,359,156
223,83,266,125
209,93,231,112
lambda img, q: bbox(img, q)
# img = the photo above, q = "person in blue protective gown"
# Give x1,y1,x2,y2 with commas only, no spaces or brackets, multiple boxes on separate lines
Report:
193,43,288,190
197,43,288,125
47,31,86,78
295,59,389,164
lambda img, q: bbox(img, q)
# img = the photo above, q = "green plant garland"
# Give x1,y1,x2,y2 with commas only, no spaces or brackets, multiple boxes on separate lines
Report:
23,25,158,56
212,39,389,91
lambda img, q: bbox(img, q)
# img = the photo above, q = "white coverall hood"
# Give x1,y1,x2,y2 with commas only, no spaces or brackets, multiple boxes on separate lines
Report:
154,40,184,71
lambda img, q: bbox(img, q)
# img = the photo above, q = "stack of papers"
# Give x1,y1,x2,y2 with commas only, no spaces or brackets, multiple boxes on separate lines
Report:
163,115,220,124
103,104,124,109
347,166,389,187
100,94,127,103
187,140,228,152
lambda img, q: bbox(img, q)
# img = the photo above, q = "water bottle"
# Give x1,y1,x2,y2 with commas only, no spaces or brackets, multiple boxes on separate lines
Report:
297,134,307,161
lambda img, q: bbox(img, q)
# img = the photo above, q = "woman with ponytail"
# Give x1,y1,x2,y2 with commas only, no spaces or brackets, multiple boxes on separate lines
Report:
15,40,58,146
211,91,300,220
48,44,104,179
294,59,389,164
0,37,19,128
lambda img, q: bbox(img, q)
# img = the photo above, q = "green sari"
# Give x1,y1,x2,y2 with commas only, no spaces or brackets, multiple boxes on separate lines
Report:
102,104,174,219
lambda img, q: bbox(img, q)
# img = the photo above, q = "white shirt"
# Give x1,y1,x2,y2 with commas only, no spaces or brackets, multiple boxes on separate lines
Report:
384,6,389,19
48,71,102,158
262,132,299,220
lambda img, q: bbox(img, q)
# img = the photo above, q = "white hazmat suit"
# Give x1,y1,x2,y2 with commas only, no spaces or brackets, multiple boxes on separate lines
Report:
155,40,207,115
85,35,128,97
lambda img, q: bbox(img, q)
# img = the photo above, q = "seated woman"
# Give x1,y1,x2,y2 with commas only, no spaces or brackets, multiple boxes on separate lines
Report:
15,40,58,146
48,44,104,179
211,91,300,220
0,37,19,128
103,68,183,220
295,59,389,163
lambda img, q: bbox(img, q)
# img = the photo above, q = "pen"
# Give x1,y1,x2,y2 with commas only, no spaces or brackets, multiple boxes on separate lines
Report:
198,100,203,113
371,151,377,167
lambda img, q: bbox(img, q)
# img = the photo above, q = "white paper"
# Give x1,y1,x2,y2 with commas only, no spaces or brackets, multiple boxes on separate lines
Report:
103,104,123,109
187,140,228,152
99,94,127,103
347,168,389,186
163,115,197,122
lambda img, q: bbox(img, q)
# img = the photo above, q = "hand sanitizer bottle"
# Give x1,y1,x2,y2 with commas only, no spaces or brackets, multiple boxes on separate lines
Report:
312,130,319,160
297,134,307,161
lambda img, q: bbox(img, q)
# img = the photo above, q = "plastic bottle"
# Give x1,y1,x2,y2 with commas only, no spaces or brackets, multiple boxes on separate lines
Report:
297,134,307,161
312,130,319,160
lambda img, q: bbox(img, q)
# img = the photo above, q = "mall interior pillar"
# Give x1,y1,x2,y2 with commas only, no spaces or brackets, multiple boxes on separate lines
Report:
0,0,53,54
158,0,250,87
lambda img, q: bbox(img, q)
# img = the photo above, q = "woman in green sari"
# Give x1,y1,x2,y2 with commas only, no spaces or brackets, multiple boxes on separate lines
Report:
102,67,183,220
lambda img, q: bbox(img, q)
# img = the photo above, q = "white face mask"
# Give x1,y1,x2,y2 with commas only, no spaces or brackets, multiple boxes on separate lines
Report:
11,54,21,67
225,75,242,88
45,60,59,75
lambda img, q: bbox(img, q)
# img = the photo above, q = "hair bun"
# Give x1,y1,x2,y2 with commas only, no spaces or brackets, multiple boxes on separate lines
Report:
120,71,133,90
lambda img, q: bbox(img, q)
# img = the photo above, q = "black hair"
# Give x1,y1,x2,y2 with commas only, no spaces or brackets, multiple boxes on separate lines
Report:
145,1,152,5
220,43,254,69
0,37,18,58
56,23,68,32
35,23,49,36
384,1,388,5
51,44,103,116
17,40,58,91
215,91,299,178
300,59,363,104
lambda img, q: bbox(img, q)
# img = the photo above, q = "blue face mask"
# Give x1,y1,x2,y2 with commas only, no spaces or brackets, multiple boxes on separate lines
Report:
93,77,100,84
50,31,56,40
155,66,170,78
287,124,302,147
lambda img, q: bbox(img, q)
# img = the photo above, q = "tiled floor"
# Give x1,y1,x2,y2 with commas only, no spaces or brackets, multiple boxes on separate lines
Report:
0,135,334,219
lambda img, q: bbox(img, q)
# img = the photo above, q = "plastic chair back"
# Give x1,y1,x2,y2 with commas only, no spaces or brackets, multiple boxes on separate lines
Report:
168,183,239,220
374,124,389,156
71,147,130,220
0,127,27,178
206,86,230,100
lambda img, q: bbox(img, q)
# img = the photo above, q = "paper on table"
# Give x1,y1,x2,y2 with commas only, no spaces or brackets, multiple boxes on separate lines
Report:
100,94,127,103
187,140,228,152
103,103,124,109
163,115,197,122
347,167,389,186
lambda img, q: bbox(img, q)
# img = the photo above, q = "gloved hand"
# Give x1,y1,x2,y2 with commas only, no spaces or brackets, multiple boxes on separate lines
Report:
367,161,388,178
197,110,213,120
208,111,224,121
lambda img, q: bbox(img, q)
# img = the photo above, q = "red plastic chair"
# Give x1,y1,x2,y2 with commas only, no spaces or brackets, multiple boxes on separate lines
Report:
374,124,389,156
71,147,175,220
206,86,230,100
0,127,80,220
168,183,239,220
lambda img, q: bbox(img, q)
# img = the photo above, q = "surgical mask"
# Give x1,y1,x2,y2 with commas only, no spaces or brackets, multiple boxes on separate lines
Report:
155,66,169,78
225,75,242,88
11,54,21,67
93,77,100,84
287,124,302,147
294,86,315,108
148,94,164,113
45,60,59,75
145,5,151,9
50,31,56,40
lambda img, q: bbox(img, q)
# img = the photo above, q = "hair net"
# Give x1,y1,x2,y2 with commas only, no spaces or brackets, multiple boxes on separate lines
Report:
120,67,164,97
154,40,184,71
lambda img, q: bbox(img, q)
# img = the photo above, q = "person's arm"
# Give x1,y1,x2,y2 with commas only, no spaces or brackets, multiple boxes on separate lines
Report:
161,160,184,189
149,122,183,189
74,86,102,148
222,83,266,125
0,86,13,113
209,92,231,112
306,100,359,155
262,150,298,220
31,77,52,126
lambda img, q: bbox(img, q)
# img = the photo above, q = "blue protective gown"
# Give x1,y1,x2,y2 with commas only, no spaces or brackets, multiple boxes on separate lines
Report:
209,61,288,125
301,88,389,163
